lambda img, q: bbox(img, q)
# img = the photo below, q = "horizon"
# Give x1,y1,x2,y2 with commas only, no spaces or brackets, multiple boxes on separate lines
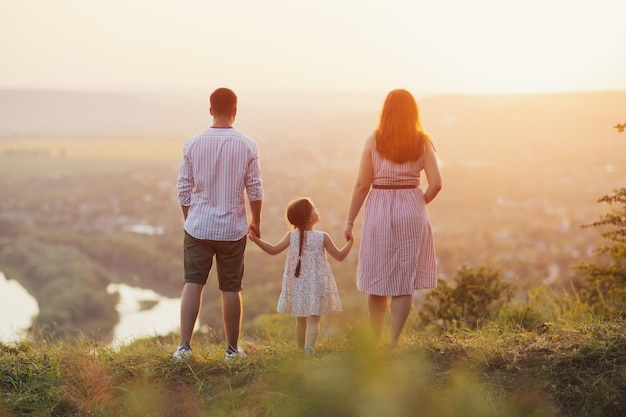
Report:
3,85,626,99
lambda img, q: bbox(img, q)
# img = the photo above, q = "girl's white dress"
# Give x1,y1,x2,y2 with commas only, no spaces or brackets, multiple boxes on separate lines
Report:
277,230,343,317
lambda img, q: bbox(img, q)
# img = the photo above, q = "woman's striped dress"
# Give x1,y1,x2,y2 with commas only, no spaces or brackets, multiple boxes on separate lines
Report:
356,145,437,296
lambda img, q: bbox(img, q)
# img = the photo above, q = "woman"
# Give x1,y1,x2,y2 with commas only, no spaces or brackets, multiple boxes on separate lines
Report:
344,89,442,345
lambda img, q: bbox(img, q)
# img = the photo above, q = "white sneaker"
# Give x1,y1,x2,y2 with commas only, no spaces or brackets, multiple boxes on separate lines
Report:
173,343,191,360
224,346,246,361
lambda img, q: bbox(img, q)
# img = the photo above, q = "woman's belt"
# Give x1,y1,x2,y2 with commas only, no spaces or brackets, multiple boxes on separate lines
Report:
371,184,418,189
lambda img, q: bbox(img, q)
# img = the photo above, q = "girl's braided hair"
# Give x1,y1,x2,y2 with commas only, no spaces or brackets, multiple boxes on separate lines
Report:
286,198,314,277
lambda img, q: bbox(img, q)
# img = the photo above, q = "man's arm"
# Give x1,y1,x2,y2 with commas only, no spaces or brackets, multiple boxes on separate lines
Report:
248,199,262,238
177,145,194,218
181,205,189,220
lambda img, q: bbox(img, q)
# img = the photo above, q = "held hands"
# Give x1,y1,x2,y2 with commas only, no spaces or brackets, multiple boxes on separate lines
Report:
344,232,354,251
343,222,355,243
334,224,354,261
248,222,261,241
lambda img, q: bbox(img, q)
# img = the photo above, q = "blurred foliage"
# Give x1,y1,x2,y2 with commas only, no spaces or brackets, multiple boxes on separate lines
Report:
1,319,626,417
419,266,515,330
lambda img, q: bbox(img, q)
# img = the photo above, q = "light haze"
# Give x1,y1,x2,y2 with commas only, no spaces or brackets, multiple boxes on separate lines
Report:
2,0,626,95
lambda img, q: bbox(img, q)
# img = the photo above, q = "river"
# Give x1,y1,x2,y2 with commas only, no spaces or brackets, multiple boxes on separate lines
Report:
106,283,181,346
0,271,182,345
0,271,39,342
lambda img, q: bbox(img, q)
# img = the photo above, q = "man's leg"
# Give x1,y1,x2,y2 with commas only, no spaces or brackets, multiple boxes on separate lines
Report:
222,290,242,349
179,282,204,346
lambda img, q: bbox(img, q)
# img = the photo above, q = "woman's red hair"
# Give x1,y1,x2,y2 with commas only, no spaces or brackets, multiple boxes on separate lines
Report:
375,89,430,163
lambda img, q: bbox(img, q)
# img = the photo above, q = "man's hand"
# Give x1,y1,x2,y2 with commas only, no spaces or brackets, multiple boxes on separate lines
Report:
181,205,190,220
249,222,261,239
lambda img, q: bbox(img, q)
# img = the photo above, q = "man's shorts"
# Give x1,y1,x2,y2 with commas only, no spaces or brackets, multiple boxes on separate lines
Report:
183,231,246,292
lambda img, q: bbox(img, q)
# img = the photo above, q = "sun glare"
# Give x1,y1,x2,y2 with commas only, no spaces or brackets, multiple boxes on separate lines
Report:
397,0,626,94
1,0,625,94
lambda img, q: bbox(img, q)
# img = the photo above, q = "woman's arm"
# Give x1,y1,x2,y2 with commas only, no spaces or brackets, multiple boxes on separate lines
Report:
323,232,354,261
250,231,291,255
344,134,374,240
422,140,442,204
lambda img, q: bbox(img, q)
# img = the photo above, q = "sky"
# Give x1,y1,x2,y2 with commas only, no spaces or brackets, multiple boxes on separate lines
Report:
2,0,626,96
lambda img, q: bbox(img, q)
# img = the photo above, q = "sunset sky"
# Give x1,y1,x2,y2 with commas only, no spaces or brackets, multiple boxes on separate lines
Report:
2,0,626,96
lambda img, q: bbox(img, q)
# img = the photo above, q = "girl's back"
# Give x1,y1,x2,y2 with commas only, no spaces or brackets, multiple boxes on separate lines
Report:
278,230,342,316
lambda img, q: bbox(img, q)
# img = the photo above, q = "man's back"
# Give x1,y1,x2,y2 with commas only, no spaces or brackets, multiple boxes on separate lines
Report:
177,127,263,241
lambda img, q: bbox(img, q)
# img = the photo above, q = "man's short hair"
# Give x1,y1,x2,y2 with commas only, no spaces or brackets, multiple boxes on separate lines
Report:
210,88,237,116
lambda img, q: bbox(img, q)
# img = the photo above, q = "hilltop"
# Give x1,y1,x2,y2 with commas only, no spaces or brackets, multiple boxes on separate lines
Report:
1,319,625,417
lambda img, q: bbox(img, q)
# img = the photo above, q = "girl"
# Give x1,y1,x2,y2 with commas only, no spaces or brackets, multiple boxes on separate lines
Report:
249,197,353,355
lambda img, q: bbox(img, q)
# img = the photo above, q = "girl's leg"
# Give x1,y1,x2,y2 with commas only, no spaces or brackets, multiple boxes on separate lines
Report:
304,315,321,350
368,295,388,341
295,317,307,349
389,295,412,345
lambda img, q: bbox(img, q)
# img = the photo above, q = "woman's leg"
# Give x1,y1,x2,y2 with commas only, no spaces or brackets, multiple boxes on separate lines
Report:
389,294,413,345
295,317,307,349
368,295,388,341
305,315,321,350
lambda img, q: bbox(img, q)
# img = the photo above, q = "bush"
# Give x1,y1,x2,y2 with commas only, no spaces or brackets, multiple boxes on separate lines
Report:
419,266,514,330
575,187,626,317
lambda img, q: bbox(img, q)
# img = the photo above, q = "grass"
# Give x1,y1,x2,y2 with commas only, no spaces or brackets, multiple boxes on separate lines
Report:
1,320,625,417
0,156,175,180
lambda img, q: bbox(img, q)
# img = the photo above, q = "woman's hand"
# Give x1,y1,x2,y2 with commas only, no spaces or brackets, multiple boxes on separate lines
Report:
344,222,354,242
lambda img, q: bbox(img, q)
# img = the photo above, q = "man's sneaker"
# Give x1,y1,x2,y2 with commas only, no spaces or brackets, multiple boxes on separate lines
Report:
224,346,246,361
173,343,191,360
304,347,315,356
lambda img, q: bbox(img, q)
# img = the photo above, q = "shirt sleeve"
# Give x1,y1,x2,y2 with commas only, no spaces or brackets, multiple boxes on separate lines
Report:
177,144,194,206
245,144,264,202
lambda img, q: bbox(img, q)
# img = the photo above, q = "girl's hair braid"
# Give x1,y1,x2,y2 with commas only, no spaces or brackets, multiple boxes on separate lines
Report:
286,198,314,277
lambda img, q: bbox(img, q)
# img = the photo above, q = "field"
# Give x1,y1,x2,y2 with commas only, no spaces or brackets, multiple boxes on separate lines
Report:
0,135,184,161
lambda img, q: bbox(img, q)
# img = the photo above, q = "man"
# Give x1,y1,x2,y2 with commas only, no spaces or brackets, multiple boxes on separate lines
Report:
173,87,263,360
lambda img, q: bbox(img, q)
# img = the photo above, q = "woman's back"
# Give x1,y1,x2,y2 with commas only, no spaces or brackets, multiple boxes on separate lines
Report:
371,143,424,188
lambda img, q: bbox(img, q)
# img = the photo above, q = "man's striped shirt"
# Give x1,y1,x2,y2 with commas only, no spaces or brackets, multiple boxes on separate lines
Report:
177,127,263,241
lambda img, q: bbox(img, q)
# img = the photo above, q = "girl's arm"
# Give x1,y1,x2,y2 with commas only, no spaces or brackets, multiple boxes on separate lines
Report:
323,232,354,261
422,140,442,204
250,231,291,255
344,134,374,241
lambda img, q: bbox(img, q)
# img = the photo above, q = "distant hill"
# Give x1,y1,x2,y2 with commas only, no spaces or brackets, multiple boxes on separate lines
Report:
0,89,382,137
0,89,212,136
1,88,625,140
